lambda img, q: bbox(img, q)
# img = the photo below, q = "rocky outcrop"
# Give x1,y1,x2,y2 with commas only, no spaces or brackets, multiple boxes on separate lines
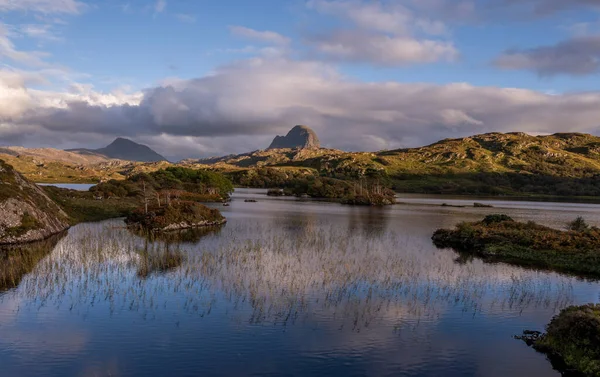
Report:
268,125,320,150
0,160,70,245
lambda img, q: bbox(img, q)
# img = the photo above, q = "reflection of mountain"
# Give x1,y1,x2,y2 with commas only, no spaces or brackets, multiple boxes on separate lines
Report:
0,231,66,291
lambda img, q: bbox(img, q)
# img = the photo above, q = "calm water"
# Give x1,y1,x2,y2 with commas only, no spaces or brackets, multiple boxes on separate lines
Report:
1,189,599,377
38,183,96,191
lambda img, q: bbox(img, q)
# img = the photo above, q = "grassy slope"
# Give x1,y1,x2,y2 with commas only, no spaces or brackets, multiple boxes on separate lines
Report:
42,186,137,224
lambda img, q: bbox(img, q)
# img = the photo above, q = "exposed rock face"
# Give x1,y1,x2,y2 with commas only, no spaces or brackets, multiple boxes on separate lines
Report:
0,160,70,245
68,138,166,162
268,125,321,150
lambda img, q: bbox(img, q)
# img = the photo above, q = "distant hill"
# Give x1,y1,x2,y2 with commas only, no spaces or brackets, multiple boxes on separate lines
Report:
268,125,320,150
196,132,600,197
68,138,166,162
6,131,600,197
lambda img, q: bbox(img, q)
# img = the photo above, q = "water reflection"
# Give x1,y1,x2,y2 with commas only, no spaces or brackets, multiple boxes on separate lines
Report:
1,191,599,377
4,220,575,330
0,232,66,292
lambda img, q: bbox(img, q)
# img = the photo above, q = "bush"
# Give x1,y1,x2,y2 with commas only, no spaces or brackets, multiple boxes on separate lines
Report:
482,214,514,225
567,217,590,232
267,189,284,196
534,304,600,376
125,201,225,231
432,216,600,277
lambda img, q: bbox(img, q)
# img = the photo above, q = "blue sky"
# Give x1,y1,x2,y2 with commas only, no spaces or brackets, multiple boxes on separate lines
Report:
2,0,600,159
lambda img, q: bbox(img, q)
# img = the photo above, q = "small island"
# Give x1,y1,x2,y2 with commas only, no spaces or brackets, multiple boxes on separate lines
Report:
125,201,226,232
262,176,396,206
44,166,234,225
517,304,600,377
432,214,600,277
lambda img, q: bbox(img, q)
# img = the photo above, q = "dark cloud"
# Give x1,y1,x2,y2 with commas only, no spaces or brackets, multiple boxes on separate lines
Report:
494,36,600,76
499,0,600,15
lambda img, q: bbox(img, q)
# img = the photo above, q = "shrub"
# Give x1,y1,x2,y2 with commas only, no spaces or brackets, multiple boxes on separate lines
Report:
534,304,600,376
482,214,514,225
567,217,590,232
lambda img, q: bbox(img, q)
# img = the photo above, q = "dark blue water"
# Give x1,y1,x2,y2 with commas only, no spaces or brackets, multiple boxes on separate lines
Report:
0,189,598,377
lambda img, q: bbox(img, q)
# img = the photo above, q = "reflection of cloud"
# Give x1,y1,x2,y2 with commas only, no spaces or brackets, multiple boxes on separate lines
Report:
0,314,88,357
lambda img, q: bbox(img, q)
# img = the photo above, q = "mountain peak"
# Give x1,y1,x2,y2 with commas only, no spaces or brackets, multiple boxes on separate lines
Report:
98,138,166,162
107,137,139,147
268,125,320,150
67,138,166,162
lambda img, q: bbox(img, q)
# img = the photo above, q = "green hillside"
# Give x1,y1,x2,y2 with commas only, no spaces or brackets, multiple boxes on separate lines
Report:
6,132,600,198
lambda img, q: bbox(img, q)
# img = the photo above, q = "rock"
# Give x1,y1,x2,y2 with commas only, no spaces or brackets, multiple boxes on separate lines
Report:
0,160,70,245
268,125,321,150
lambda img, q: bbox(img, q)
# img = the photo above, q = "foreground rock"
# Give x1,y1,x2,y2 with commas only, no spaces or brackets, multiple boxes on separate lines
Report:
125,201,226,231
268,125,321,150
0,160,70,245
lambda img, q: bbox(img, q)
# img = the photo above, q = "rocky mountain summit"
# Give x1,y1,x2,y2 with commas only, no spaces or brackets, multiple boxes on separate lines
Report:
0,160,70,245
268,125,320,150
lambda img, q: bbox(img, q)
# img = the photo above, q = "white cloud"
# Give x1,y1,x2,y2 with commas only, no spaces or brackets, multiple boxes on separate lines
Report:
0,0,84,14
307,0,448,36
304,0,457,66
175,14,196,23
0,24,48,66
308,30,458,65
4,57,600,158
19,24,63,42
229,26,291,46
154,0,166,15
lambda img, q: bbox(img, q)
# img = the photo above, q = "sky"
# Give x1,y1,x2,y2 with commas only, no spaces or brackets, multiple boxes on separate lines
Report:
2,0,600,160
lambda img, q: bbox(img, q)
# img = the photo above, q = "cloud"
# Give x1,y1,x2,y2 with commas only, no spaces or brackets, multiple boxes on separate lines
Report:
0,24,48,66
304,0,457,66
307,30,458,65
307,0,448,36
4,57,600,159
229,26,291,46
19,24,63,42
175,14,196,23
154,0,166,15
0,0,84,14
494,35,600,76
499,0,600,15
